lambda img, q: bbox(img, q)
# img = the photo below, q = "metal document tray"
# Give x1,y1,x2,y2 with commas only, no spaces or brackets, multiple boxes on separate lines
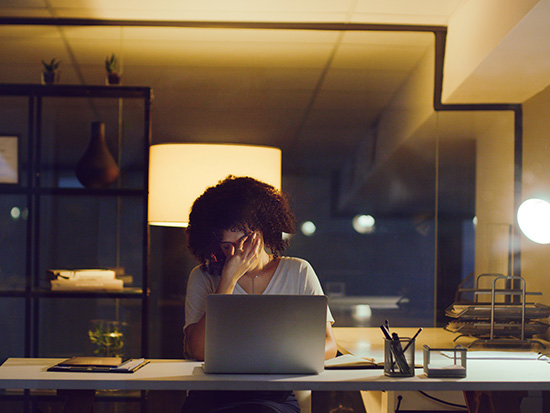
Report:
445,302,550,320
445,320,549,338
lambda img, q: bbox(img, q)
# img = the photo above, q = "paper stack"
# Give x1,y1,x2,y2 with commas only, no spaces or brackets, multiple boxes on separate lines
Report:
49,269,123,291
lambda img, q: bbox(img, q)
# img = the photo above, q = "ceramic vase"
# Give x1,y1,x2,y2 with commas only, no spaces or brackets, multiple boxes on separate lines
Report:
75,122,120,188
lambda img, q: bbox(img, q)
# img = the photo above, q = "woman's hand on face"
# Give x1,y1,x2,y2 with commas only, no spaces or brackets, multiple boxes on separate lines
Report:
221,232,262,286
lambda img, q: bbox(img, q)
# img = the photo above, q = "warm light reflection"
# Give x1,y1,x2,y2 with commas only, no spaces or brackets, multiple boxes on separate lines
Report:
282,232,293,241
517,198,550,244
352,304,372,322
10,206,20,220
301,221,316,236
352,214,375,234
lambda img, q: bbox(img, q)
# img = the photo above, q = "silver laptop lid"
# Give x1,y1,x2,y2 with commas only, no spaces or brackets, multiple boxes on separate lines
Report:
204,294,327,374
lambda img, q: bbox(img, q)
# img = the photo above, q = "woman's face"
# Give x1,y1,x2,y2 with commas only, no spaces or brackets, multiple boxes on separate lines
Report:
219,229,261,259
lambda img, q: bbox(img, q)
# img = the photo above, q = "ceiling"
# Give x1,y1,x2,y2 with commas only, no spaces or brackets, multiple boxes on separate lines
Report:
0,0,464,179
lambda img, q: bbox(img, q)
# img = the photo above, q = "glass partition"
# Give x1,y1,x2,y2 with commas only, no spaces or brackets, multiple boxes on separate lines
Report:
0,23,519,356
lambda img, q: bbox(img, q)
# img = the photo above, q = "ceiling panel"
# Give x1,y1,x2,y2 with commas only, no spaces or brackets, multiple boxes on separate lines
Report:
0,0,465,189
48,0,356,22
321,68,407,92
331,43,430,71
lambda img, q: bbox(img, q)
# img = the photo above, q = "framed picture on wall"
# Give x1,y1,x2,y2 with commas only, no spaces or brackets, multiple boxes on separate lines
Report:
0,135,19,184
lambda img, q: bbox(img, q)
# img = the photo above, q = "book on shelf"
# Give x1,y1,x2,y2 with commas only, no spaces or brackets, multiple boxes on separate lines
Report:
47,269,116,281
50,278,123,291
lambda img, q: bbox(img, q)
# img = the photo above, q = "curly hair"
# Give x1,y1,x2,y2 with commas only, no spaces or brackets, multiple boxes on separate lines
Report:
186,176,297,275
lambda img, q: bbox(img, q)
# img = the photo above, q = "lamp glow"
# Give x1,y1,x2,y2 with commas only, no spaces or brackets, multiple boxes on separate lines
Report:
148,143,281,227
353,214,375,234
517,198,550,244
301,221,316,236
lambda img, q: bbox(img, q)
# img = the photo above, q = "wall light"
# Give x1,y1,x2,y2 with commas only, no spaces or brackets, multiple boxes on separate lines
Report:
148,143,281,227
352,214,375,234
517,198,550,244
301,221,316,236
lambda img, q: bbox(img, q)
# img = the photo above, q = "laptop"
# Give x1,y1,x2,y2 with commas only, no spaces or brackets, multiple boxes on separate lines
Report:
203,294,327,374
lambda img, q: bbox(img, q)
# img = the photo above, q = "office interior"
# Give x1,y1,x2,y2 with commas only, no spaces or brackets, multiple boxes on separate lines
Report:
1,0,550,411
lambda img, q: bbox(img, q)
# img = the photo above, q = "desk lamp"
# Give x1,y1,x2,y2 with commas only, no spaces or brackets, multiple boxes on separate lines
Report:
517,198,550,244
148,143,281,227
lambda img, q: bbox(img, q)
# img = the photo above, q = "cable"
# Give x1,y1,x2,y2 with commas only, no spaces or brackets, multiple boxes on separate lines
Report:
395,394,402,411
418,390,467,409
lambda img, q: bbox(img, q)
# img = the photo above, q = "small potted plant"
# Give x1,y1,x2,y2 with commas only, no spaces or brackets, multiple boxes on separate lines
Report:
105,53,121,85
88,319,126,357
41,58,61,85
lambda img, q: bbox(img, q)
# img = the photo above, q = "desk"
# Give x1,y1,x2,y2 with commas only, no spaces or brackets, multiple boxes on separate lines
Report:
1,328,549,411
333,327,550,412
1,354,550,393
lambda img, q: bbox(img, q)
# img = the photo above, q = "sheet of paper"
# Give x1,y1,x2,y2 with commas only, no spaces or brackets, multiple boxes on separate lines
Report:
441,351,548,360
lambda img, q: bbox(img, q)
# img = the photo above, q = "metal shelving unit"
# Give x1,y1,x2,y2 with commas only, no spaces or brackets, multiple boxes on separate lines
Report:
0,83,152,411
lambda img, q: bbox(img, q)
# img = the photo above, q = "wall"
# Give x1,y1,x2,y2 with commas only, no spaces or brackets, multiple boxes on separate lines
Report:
443,0,540,103
521,84,550,313
473,111,515,281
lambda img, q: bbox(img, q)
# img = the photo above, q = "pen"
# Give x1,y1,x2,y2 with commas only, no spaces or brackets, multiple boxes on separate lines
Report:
380,325,392,341
402,328,423,353
390,332,411,374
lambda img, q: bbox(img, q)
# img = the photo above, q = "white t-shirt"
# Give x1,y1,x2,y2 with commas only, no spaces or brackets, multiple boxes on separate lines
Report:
184,256,334,330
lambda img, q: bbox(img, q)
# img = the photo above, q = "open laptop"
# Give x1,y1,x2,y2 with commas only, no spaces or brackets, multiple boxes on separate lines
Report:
203,294,327,374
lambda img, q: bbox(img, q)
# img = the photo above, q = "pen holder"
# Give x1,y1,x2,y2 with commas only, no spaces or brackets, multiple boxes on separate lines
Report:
384,338,415,377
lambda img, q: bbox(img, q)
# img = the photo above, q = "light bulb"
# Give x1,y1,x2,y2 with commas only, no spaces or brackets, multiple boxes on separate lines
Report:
517,198,550,244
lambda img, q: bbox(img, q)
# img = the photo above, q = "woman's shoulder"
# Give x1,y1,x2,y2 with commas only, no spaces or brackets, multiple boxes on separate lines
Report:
189,264,215,282
187,264,219,294
279,256,314,271
190,264,206,275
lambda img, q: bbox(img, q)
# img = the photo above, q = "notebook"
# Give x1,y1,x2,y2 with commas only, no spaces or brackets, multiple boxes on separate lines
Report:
203,294,327,374
47,357,149,373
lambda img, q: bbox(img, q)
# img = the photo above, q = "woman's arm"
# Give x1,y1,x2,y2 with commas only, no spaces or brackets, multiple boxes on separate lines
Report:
325,322,337,360
184,315,206,361
184,234,263,360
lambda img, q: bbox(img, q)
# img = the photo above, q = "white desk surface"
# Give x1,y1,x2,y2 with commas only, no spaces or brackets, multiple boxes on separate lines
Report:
1,328,549,393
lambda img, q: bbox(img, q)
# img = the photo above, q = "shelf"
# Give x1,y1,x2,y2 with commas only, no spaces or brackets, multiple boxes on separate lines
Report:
0,288,148,299
0,186,27,194
0,83,151,365
35,187,147,196
32,288,148,299
0,183,148,197
0,290,27,298
0,83,152,100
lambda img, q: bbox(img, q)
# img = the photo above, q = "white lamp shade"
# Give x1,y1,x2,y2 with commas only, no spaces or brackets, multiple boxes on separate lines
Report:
148,143,282,227
517,198,550,244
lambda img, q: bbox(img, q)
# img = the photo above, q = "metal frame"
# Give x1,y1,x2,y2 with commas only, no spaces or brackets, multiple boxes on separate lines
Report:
0,83,152,359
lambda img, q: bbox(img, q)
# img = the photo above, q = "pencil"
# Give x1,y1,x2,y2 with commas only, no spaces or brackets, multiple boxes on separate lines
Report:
402,328,423,353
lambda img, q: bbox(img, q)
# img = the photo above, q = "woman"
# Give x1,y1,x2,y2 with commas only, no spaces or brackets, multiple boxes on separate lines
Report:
182,176,337,412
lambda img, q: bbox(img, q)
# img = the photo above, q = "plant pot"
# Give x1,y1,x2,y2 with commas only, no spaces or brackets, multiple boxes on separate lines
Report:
106,71,121,85
88,319,127,357
41,71,59,85
75,121,120,188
